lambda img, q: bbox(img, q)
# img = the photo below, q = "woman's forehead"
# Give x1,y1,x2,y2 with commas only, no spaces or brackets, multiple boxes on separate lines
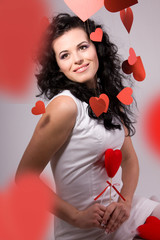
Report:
52,28,89,52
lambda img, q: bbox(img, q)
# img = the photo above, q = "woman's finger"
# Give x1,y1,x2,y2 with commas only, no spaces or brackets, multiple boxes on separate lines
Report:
102,202,116,225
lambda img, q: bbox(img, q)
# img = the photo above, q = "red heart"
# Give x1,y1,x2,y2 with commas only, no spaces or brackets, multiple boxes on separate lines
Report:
120,8,133,34
122,56,146,81
0,0,48,98
90,28,103,42
128,48,137,65
0,172,52,240
116,87,133,105
105,149,122,178
137,216,160,240
104,0,138,13
143,95,160,158
64,0,104,22
32,101,46,115
89,94,109,117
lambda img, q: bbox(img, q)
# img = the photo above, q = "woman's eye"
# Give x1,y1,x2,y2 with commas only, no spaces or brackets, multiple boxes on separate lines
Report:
60,53,69,59
79,45,89,50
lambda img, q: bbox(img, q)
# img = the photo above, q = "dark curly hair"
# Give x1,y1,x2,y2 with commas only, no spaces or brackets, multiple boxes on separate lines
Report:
35,13,136,136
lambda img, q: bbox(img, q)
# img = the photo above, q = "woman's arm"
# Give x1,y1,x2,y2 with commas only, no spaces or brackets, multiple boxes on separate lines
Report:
101,125,139,233
119,125,139,204
15,96,105,229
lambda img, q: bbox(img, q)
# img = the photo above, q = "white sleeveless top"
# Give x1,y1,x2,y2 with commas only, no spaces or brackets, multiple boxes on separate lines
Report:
48,90,126,239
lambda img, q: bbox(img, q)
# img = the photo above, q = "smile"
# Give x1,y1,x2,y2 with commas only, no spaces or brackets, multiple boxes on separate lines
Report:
74,63,89,73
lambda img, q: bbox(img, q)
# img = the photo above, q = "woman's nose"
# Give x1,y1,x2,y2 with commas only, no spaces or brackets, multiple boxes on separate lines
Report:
73,52,84,65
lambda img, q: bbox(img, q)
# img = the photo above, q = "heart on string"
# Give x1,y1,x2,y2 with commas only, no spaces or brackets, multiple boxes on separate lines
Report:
32,101,46,115
0,0,48,98
104,0,138,13
122,56,146,81
128,48,137,65
137,216,160,240
89,94,109,117
0,172,52,240
120,7,133,34
64,0,104,22
117,87,133,105
90,28,103,42
105,149,122,178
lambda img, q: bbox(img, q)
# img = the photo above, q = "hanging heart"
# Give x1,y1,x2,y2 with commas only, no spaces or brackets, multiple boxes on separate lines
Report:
90,28,103,42
89,94,109,117
122,56,146,81
64,0,104,22
104,0,138,13
31,101,46,115
116,87,133,105
128,47,137,65
120,7,133,34
105,149,122,178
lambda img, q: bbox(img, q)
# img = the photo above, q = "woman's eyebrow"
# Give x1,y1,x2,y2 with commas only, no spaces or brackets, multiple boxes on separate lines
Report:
59,41,89,56
77,40,89,47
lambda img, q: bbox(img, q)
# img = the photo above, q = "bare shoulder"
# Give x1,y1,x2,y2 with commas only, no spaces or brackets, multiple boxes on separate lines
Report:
46,95,77,115
35,95,77,133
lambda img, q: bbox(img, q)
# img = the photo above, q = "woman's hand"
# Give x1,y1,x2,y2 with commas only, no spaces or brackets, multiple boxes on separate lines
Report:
75,203,106,229
101,201,131,233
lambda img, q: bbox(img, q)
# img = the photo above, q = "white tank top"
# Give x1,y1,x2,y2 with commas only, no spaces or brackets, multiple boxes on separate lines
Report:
47,90,125,239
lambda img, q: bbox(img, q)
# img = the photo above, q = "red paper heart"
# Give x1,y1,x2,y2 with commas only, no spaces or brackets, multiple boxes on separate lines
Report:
0,172,52,240
120,7,133,34
32,101,46,115
0,0,48,98
90,28,103,42
116,87,133,105
137,216,160,240
89,94,109,117
122,56,146,81
128,48,137,65
105,149,122,178
104,0,138,13
64,0,104,22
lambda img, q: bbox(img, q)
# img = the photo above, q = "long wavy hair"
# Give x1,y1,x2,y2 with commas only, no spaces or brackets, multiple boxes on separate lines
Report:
35,13,136,136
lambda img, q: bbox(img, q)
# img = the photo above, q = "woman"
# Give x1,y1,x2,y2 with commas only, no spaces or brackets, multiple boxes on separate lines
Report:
16,13,160,239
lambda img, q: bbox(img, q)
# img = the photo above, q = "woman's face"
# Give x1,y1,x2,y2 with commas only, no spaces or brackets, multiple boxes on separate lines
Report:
52,28,99,88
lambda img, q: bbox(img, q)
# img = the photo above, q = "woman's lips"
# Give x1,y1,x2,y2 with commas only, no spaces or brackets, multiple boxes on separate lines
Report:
74,63,89,73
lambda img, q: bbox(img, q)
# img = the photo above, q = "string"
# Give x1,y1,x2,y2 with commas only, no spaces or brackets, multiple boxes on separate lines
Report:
110,178,112,203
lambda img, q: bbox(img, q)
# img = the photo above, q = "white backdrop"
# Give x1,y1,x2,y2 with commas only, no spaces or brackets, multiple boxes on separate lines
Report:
0,0,160,239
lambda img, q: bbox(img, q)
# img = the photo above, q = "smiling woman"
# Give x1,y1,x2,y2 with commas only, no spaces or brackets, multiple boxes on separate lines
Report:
52,28,99,88
16,13,160,240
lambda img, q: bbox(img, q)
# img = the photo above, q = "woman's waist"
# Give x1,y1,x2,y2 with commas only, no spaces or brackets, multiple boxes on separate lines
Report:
54,167,123,209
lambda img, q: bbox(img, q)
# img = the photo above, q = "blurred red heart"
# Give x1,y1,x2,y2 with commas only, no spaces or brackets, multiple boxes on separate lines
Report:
143,95,160,158
105,149,122,178
104,0,138,12
120,8,133,34
90,28,103,42
117,87,133,105
122,56,146,81
32,101,46,115
89,94,109,117
0,0,49,98
137,216,160,240
0,172,52,240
